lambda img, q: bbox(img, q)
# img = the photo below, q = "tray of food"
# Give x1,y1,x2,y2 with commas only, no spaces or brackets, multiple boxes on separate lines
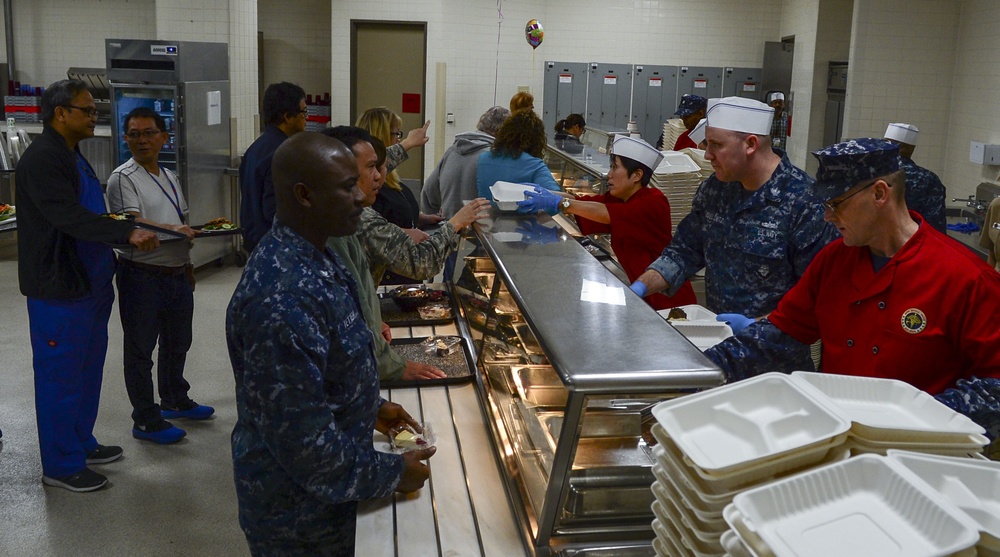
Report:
0,204,14,231
383,336,476,388
379,284,453,326
193,217,241,237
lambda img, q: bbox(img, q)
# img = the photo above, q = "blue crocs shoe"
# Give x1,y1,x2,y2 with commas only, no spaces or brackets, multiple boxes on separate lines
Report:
133,420,186,444
161,400,215,420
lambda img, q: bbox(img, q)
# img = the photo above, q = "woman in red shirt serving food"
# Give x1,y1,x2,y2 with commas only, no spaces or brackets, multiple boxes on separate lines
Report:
517,135,696,310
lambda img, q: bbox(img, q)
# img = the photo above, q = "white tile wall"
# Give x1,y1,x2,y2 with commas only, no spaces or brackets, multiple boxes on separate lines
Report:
330,0,783,178
845,0,958,187
6,0,997,193
258,0,331,106
1,0,156,88
943,0,1000,199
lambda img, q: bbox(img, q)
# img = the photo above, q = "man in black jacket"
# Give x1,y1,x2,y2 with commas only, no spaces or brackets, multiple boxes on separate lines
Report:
16,79,158,492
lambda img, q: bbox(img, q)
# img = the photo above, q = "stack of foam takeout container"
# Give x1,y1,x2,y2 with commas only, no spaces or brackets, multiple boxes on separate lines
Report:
656,303,732,350
647,372,990,557
722,451,1000,557
652,152,704,234
678,147,714,177
661,118,687,153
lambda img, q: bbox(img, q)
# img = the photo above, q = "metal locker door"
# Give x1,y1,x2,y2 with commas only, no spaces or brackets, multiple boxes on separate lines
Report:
587,63,633,130
722,67,763,100
632,65,679,146
543,61,588,137
677,66,723,99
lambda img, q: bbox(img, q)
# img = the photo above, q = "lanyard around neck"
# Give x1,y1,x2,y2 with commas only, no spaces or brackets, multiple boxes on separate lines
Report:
145,166,184,223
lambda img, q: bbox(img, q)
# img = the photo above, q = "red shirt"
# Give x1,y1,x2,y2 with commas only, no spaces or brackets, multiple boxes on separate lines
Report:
769,213,1000,394
575,187,697,310
672,130,696,151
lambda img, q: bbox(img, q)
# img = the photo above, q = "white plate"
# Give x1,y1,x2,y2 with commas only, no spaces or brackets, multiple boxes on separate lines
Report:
733,454,980,557
651,373,850,473
790,372,985,438
887,450,1000,547
489,181,535,211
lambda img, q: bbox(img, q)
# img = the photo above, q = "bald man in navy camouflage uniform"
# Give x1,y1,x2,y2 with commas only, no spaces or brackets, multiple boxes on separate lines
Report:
632,97,837,370
227,132,434,556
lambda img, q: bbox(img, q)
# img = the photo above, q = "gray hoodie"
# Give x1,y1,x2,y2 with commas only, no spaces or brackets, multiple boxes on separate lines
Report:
420,130,495,218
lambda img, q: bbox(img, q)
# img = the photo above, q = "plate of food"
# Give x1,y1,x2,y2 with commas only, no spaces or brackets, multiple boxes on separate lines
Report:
0,203,14,222
194,217,242,237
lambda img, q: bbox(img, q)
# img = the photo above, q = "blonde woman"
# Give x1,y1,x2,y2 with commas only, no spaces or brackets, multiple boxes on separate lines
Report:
356,107,442,233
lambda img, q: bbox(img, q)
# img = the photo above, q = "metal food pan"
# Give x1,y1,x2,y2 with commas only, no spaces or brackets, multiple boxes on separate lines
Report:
539,410,642,440
513,323,545,355
464,256,496,273
563,467,656,519
512,365,567,408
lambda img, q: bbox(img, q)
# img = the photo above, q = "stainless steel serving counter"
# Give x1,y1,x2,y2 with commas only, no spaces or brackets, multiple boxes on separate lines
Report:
476,214,720,393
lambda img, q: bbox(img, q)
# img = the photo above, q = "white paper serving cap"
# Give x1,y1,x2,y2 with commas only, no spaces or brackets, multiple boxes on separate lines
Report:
884,122,919,145
705,97,774,135
689,118,707,146
612,135,664,170
766,91,785,103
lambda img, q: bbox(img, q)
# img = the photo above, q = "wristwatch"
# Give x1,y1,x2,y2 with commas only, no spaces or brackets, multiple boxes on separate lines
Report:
559,198,572,212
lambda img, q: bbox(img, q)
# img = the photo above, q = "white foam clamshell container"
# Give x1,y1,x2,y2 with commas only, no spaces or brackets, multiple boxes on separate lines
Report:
790,371,985,441
887,450,1000,554
651,373,851,473
654,151,702,176
489,181,535,211
657,303,718,321
729,454,980,557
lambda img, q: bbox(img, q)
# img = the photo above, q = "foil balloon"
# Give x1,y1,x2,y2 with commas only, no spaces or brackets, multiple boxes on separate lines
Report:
525,19,544,49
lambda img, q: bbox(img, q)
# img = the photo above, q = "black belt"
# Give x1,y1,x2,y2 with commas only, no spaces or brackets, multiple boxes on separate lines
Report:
120,258,189,276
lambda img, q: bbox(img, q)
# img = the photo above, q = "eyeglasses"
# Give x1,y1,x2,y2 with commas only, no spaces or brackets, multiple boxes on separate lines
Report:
124,130,164,140
392,131,404,140
63,105,99,118
823,180,877,211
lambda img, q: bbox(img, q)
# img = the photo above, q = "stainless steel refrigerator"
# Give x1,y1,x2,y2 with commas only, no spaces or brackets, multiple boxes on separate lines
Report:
106,39,231,267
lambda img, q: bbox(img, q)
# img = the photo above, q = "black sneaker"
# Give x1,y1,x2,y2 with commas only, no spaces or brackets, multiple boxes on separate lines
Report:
132,420,186,444
86,444,124,465
161,399,215,420
42,468,108,492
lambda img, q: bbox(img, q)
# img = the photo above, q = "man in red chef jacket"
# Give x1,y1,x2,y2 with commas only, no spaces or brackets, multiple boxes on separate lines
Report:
706,138,1000,437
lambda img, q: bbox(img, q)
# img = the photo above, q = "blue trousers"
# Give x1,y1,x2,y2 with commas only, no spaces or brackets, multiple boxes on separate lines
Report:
27,283,114,478
115,263,194,426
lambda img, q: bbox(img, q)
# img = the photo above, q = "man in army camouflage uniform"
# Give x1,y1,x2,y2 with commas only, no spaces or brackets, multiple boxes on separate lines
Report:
706,138,1000,440
630,97,837,370
226,132,436,556
323,125,490,382
883,122,947,234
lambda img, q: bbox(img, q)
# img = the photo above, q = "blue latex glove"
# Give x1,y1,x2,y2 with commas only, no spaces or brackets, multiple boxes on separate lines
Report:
629,281,647,297
516,221,561,245
717,313,754,334
946,221,981,234
516,186,561,214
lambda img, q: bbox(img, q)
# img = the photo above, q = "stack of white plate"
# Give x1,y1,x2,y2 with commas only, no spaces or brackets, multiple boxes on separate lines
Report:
656,304,732,350
723,453,984,557
661,118,687,152
652,152,704,234
790,371,989,458
648,373,853,556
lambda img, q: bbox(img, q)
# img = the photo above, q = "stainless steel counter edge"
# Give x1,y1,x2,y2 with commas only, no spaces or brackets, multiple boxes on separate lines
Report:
474,213,724,393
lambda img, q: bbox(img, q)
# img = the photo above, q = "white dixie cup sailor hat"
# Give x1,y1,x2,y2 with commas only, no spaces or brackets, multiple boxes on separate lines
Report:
611,135,664,170
884,122,919,146
766,91,785,103
705,96,775,136
689,118,707,146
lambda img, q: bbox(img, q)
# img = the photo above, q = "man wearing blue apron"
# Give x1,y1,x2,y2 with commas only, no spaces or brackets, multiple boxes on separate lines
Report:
16,79,159,492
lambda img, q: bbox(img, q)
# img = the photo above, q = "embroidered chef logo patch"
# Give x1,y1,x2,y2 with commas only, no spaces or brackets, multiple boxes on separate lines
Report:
901,308,927,334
